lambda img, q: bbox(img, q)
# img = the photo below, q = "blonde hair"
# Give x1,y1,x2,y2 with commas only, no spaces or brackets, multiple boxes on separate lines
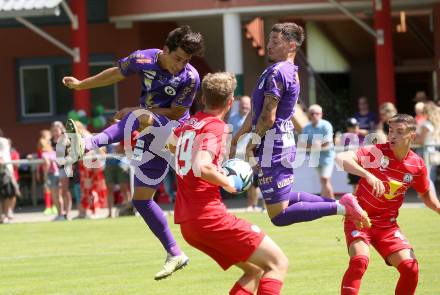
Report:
379,102,397,120
202,72,237,108
38,129,52,152
423,101,440,142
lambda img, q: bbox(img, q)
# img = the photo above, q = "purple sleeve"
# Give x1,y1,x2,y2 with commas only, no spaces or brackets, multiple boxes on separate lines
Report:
117,50,145,77
173,70,200,108
264,69,284,101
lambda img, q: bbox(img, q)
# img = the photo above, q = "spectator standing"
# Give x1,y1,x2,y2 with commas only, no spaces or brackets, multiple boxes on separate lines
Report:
104,142,131,218
228,95,259,211
375,102,398,144
301,104,335,198
353,96,378,136
415,101,440,184
51,121,72,220
75,121,107,218
38,130,63,221
8,139,20,219
0,129,16,224
414,102,426,126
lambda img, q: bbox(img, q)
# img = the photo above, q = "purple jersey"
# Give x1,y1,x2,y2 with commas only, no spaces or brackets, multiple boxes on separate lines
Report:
251,62,299,164
117,48,200,123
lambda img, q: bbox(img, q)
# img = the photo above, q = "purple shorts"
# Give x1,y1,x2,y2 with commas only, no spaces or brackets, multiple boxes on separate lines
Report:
131,115,175,190
256,145,295,204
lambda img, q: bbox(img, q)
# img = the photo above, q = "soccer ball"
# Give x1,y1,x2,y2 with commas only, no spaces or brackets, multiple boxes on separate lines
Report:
222,158,253,193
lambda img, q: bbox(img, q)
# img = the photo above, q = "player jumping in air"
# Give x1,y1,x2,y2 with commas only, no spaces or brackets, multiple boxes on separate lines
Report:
336,114,440,295
170,72,288,295
62,26,204,280
231,22,369,229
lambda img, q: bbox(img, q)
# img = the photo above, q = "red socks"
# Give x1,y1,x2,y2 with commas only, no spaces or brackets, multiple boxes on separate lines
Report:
341,255,369,295
44,191,52,208
230,282,253,295
395,259,418,295
257,278,283,295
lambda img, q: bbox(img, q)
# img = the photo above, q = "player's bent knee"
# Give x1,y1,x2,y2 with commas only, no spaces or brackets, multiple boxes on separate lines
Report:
272,254,289,275
397,259,419,279
270,215,288,227
349,255,369,276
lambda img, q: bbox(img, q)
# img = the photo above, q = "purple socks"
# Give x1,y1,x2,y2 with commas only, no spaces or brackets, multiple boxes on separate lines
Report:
271,191,337,226
132,199,181,256
85,113,140,150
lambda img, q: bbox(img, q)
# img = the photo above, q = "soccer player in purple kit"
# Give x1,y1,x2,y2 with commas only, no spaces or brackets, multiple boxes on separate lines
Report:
62,26,204,280
231,22,369,229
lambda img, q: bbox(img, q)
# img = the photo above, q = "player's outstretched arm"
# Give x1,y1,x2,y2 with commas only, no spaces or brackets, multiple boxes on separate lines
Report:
62,67,125,90
336,150,385,197
419,189,440,215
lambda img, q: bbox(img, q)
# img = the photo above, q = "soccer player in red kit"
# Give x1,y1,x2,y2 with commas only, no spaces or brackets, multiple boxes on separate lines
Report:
336,114,440,295
169,72,288,295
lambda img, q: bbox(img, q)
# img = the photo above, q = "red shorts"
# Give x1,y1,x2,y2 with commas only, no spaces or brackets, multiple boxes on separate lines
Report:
344,220,413,263
180,213,265,270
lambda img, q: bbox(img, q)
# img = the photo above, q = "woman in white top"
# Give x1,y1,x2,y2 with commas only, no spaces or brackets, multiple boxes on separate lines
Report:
415,101,440,183
0,129,14,223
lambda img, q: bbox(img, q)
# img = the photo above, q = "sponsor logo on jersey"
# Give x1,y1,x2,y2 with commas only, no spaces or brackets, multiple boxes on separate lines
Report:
384,179,403,200
164,86,176,96
136,58,152,64
276,175,294,189
258,176,273,186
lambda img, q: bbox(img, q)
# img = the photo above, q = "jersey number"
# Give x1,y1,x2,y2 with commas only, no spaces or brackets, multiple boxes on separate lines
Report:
176,130,196,176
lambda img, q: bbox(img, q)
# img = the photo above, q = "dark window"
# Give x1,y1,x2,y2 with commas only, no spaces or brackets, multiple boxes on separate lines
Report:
19,56,116,121
20,66,52,116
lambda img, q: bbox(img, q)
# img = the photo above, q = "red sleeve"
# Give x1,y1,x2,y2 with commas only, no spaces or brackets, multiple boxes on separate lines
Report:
412,161,430,194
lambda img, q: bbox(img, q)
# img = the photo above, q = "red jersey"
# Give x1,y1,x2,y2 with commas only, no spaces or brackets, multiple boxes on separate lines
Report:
174,112,228,223
355,143,430,228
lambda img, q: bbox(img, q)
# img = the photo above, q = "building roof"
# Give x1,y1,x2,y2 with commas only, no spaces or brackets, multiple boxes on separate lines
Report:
0,0,63,19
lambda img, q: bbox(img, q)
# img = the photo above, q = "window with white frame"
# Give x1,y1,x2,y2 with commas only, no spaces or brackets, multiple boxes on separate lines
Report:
19,56,117,120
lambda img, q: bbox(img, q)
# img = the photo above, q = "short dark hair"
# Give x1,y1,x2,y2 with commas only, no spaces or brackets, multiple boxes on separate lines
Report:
202,72,236,109
271,23,305,47
165,25,204,56
388,114,416,132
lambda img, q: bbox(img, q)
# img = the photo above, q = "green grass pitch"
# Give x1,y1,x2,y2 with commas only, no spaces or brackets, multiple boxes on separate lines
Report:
0,208,439,294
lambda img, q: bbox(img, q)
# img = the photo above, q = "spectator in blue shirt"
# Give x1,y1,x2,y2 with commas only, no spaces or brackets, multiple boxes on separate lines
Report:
301,104,335,198
227,95,261,211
